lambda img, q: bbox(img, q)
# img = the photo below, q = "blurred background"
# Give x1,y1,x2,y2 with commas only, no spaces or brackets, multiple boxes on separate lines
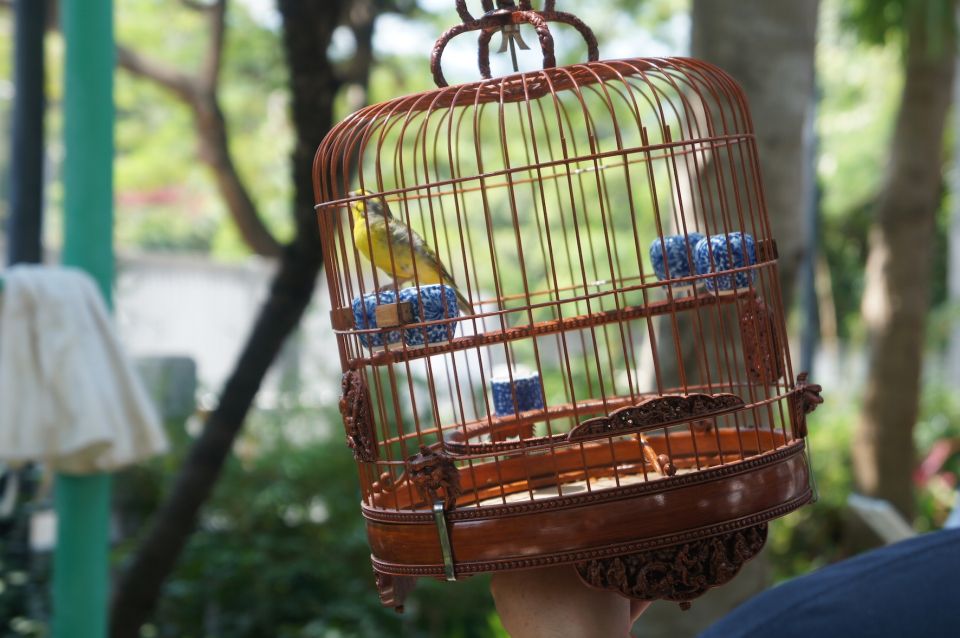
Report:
1,0,959,636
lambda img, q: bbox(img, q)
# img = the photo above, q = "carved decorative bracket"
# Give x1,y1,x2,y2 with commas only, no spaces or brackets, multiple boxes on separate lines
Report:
740,296,783,384
430,1,600,88
408,445,462,510
789,372,823,438
339,370,377,462
575,524,768,608
374,571,416,613
567,393,744,443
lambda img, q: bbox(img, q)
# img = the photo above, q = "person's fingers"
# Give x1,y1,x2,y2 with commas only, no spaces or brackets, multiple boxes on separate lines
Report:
630,600,652,623
491,565,632,638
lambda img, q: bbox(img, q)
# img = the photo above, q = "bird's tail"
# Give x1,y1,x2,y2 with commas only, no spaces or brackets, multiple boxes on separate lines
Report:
448,283,474,316
455,288,474,316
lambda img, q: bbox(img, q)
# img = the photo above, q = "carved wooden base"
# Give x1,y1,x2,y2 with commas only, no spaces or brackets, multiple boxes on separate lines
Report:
365,438,808,577
574,524,768,609
374,571,417,613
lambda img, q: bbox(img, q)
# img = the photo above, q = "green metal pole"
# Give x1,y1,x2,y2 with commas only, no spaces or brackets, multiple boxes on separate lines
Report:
54,1,114,637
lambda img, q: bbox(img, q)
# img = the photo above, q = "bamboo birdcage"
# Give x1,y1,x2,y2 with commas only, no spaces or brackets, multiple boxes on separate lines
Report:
313,0,822,611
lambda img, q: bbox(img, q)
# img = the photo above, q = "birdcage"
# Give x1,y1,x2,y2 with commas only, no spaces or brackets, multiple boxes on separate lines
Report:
313,0,822,611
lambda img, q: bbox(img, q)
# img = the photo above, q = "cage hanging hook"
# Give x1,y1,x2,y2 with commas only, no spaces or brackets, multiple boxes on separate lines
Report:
432,0,599,87
498,23,530,72
493,1,531,73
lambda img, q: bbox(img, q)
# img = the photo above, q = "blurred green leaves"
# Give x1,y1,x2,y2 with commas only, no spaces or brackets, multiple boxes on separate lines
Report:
114,403,502,638
843,0,956,51
114,0,293,258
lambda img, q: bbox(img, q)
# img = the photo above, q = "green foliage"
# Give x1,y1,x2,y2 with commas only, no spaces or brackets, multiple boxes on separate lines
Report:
818,0,955,339
114,405,504,638
927,194,955,343
818,1,900,339
819,200,872,340
116,205,217,252
0,470,51,638
913,384,960,532
767,397,856,581
114,0,293,257
768,381,960,582
843,0,956,50
0,11,11,228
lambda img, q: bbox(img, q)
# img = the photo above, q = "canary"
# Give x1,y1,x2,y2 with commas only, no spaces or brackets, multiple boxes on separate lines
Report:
349,190,473,315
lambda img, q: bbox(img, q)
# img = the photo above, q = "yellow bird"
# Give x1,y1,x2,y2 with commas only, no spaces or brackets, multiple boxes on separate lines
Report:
349,190,473,315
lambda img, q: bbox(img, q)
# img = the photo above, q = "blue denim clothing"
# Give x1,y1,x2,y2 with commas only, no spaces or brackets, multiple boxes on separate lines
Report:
699,529,960,638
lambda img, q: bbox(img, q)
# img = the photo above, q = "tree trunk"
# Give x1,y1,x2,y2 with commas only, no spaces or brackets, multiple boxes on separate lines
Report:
108,2,345,635
636,4,820,634
193,93,284,258
691,0,819,307
853,12,956,520
947,53,960,386
654,0,819,392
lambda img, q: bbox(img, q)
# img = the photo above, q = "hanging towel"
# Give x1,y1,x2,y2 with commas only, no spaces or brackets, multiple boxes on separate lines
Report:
0,265,167,473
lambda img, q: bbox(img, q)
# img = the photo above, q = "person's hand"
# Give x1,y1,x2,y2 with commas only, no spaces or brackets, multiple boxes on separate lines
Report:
490,565,650,638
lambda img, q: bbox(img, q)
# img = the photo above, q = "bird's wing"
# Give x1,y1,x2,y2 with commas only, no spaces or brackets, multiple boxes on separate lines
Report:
387,218,473,314
388,220,454,280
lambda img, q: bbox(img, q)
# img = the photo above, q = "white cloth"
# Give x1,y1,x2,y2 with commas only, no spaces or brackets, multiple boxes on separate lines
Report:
0,265,167,473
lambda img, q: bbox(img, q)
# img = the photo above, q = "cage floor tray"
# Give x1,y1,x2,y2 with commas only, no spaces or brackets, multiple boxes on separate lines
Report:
477,467,695,506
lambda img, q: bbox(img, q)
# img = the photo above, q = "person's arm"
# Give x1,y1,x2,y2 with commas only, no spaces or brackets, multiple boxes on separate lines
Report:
490,565,650,638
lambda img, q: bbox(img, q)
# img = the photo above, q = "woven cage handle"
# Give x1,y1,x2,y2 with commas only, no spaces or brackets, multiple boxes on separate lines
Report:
431,1,599,88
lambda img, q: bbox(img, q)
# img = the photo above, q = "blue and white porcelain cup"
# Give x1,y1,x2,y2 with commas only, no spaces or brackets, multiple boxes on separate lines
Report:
649,233,704,284
490,368,545,417
399,284,460,346
694,232,757,292
352,290,402,348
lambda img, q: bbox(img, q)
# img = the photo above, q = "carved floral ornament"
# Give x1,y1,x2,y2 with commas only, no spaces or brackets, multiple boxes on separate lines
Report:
567,393,744,442
740,295,784,384
339,370,377,462
407,445,462,510
790,372,824,438
575,524,768,609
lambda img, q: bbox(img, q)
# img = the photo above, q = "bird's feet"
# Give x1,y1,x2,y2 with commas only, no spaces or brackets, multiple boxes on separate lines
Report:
376,281,403,293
